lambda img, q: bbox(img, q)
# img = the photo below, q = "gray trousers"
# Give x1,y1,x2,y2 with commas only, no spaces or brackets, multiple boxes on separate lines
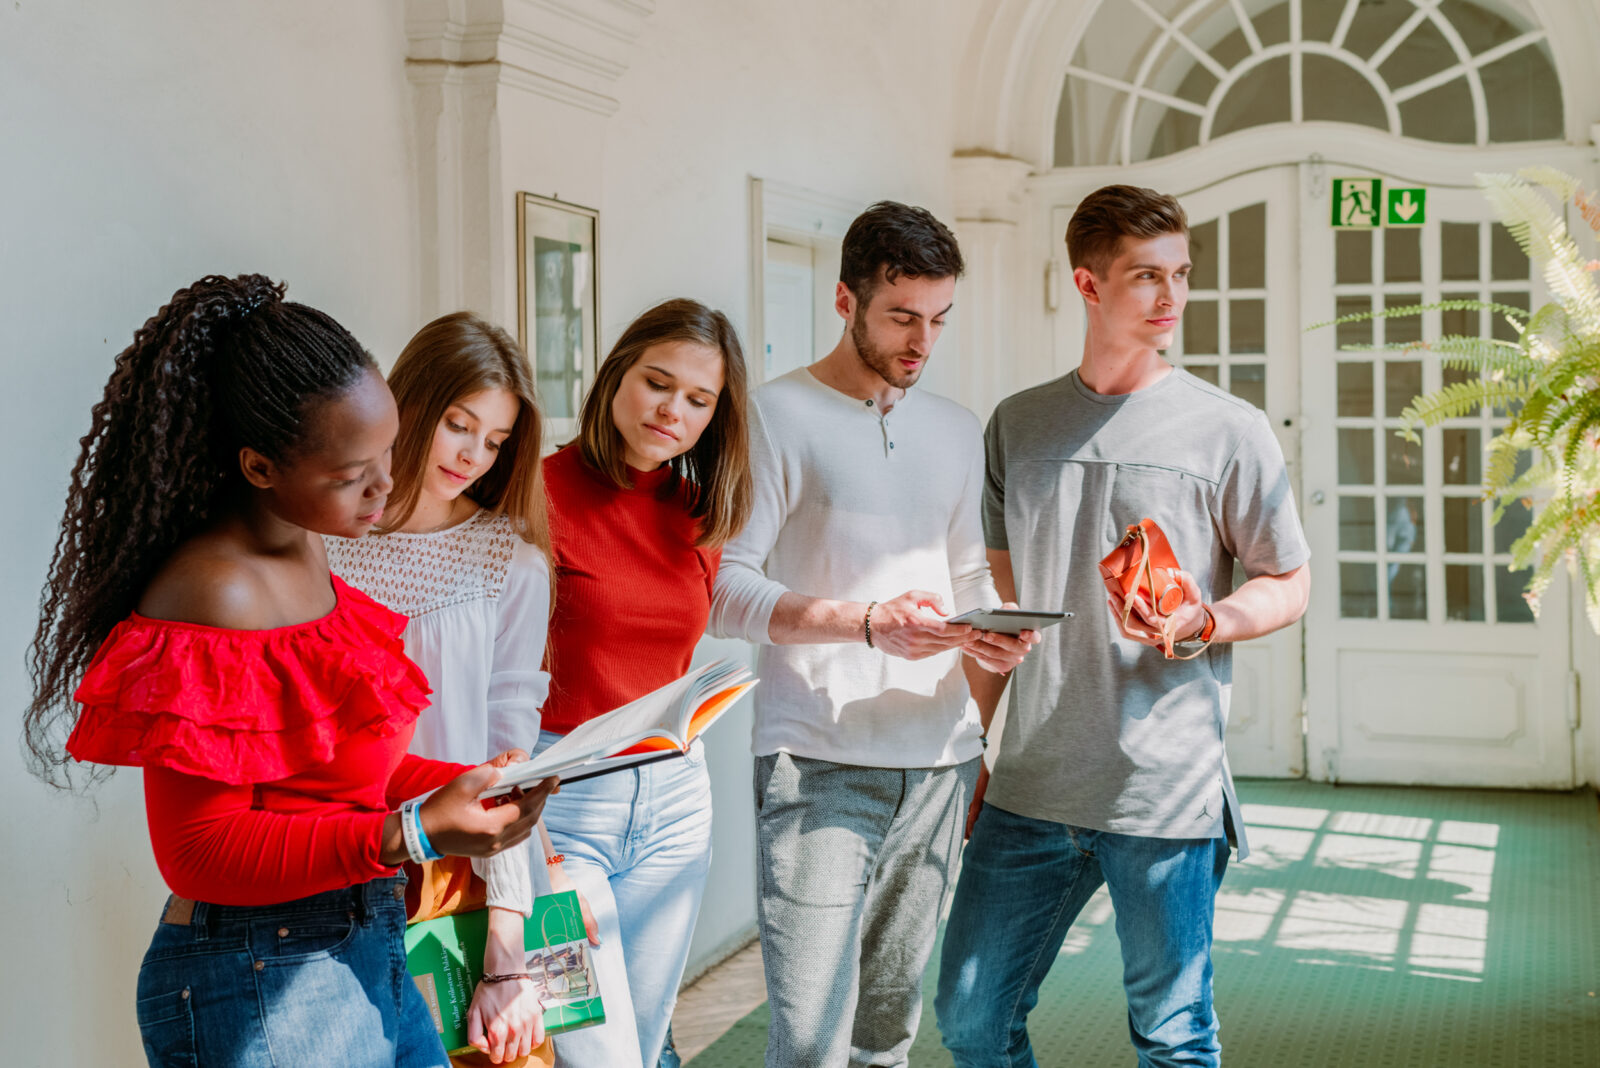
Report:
754,752,980,1068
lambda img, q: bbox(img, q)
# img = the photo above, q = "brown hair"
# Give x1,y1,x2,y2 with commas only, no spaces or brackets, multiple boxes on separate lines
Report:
1065,185,1189,278
576,298,753,548
382,312,551,559
840,200,965,308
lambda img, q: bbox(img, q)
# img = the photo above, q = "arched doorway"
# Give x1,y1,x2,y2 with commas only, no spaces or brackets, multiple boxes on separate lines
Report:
960,0,1597,785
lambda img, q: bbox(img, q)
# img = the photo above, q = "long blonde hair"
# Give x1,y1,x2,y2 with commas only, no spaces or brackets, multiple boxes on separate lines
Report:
576,298,753,548
382,312,552,558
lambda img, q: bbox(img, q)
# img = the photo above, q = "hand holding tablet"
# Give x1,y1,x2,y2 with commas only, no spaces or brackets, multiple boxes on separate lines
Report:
946,607,1072,635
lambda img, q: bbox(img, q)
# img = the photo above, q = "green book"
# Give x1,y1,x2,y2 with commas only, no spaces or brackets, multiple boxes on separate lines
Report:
404,890,605,1054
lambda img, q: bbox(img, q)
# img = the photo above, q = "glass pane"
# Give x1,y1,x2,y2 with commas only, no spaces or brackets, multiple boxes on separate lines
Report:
1377,16,1454,84
1339,428,1375,485
1441,223,1480,282
1338,362,1374,417
1399,77,1476,144
1229,204,1265,289
1336,229,1373,284
1145,110,1202,162
1185,300,1219,354
1444,497,1484,554
1386,497,1425,556
1491,224,1525,281
1190,219,1219,289
1301,54,1388,130
1446,564,1486,622
1383,293,1423,345
1494,500,1533,555
1186,362,1220,386
1496,567,1535,623
1442,428,1481,485
1482,48,1564,143
1230,362,1266,409
1231,299,1265,353
1212,57,1290,140
1385,360,1421,418
1337,295,1372,347
1341,563,1378,619
1340,496,1376,551
1387,433,1422,486
1441,293,1479,337
1490,290,1530,342
1389,563,1427,621
1384,229,1422,284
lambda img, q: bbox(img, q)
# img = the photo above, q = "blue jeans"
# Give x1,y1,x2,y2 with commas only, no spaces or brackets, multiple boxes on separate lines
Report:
537,730,713,1068
935,804,1229,1068
135,875,447,1068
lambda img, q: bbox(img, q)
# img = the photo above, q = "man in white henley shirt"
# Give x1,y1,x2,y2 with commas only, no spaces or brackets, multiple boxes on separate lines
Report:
710,201,1035,1068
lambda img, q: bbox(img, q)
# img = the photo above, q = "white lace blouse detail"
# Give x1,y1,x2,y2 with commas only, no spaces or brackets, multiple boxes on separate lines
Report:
327,510,552,915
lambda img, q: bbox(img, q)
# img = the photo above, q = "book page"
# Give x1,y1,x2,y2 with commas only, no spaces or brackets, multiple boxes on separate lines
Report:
481,659,753,796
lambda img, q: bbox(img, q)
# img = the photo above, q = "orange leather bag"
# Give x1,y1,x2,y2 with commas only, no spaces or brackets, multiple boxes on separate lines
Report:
1099,518,1207,660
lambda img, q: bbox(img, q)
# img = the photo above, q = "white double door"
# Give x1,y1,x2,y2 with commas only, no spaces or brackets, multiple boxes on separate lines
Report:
1081,162,1573,787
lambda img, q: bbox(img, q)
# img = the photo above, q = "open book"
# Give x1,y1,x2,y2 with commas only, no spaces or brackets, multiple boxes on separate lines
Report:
480,658,757,798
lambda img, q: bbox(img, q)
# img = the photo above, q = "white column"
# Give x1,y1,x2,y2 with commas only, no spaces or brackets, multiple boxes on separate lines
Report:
949,154,1034,422
403,0,653,326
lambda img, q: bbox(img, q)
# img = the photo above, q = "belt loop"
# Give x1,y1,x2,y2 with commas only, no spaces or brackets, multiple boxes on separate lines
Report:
190,901,211,942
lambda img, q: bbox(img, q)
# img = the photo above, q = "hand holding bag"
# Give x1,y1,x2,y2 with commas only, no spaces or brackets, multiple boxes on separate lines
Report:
1098,518,1212,660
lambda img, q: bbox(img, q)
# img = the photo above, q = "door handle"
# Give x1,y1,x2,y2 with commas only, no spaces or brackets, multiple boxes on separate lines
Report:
1311,490,1326,505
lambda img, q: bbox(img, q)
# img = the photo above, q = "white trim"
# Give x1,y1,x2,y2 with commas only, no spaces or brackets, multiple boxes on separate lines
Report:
1026,124,1589,203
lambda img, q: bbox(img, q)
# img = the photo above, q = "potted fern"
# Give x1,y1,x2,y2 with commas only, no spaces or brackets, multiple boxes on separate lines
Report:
1320,167,1600,629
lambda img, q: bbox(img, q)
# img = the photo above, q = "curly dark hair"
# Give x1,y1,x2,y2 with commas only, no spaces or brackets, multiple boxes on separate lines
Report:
839,201,965,308
24,273,376,788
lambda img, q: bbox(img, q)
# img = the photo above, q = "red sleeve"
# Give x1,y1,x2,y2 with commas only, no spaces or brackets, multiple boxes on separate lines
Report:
144,766,395,905
385,754,471,808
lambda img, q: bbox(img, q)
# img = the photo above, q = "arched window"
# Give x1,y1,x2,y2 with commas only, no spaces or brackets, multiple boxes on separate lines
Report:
1054,0,1563,167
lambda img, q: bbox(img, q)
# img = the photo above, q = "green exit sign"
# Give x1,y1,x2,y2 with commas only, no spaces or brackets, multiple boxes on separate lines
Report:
1331,178,1427,228
1386,187,1425,226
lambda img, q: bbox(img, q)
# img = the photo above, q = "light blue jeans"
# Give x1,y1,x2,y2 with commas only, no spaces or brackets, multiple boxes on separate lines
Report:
936,803,1230,1068
536,730,713,1068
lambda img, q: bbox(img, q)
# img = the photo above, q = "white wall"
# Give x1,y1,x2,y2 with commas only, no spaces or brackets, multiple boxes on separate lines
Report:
0,3,424,1064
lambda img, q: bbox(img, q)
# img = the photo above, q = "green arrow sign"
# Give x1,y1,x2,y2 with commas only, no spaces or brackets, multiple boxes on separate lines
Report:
1386,186,1426,226
1332,177,1381,228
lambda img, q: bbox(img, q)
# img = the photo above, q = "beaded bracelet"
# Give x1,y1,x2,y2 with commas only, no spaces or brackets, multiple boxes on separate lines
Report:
481,972,537,985
864,600,879,649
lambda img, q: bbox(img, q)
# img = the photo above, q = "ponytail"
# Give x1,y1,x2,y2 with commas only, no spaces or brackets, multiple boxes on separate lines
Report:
24,274,374,787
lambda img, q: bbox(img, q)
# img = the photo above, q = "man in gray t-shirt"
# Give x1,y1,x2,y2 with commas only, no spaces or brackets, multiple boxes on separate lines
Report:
935,185,1310,1068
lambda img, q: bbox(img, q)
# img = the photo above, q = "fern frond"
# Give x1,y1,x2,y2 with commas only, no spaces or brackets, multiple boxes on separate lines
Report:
1305,298,1530,333
1398,379,1531,430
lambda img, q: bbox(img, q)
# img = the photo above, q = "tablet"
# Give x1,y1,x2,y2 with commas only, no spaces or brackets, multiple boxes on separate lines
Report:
946,608,1071,634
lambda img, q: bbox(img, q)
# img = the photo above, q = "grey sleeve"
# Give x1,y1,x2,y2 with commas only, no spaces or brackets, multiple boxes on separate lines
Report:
1214,410,1311,577
982,407,1009,551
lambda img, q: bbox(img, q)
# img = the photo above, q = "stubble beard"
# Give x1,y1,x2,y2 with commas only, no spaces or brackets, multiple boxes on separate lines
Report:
850,313,922,390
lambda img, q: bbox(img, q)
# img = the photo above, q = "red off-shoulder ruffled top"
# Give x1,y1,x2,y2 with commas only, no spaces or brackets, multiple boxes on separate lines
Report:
67,576,467,906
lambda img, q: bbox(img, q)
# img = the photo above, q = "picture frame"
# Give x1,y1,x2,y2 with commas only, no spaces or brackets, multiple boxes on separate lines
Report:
516,193,599,431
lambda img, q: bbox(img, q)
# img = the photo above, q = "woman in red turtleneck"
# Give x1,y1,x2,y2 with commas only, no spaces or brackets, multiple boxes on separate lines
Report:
24,275,551,1067
538,299,752,1068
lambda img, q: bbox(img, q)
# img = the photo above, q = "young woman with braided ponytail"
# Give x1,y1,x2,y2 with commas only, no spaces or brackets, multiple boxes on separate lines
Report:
25,274,554,1067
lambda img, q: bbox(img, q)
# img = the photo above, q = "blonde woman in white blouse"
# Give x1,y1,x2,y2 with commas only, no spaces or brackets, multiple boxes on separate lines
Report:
327,312,593,1067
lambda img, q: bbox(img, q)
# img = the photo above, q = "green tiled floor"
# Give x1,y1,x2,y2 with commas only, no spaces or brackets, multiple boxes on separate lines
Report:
689,781,1600,1066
